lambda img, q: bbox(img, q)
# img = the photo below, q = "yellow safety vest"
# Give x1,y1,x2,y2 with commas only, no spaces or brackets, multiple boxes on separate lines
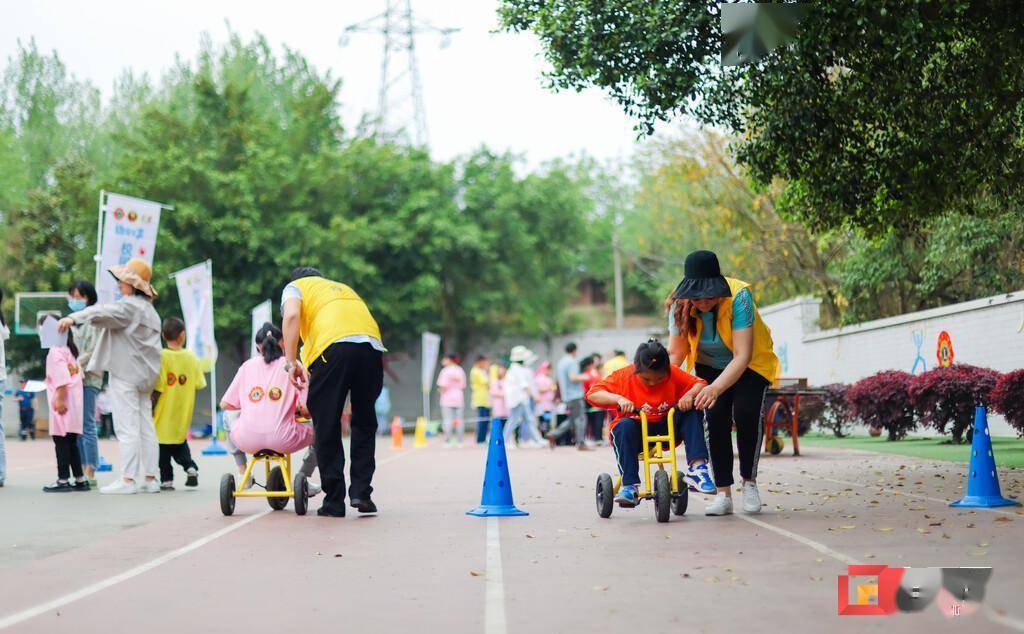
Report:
684,277,779,384
292,277,383,368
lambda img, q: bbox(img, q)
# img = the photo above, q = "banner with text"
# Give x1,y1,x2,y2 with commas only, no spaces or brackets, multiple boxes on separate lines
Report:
250,300,272,359
421,331,441,393
97,192,163,305
172,261,218,365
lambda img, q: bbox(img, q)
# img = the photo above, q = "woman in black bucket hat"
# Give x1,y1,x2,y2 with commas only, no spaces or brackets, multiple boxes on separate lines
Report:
666,250,779,517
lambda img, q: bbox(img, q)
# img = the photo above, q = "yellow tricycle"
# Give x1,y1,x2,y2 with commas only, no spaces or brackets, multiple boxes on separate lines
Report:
220,449,310,516
595,409,688,522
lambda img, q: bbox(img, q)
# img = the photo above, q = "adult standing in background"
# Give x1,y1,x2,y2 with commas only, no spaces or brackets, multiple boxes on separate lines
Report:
546,342,592,450
667,250,779,516
0,288,8,487
503,346,542,447
470,355,491,443
436,354,467,447
282,266,385,517
68,280,102,486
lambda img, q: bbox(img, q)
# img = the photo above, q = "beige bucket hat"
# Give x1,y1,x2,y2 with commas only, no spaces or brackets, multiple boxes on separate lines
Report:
109,258,158,298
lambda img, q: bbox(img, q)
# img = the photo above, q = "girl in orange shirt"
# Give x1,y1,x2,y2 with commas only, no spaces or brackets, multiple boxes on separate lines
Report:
587,340,717,507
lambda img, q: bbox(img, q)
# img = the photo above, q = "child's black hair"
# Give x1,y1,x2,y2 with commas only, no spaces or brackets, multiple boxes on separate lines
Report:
162,316,186,342
255,321,284,364
580,354,596,371
634,339,669,374
68,280,98,306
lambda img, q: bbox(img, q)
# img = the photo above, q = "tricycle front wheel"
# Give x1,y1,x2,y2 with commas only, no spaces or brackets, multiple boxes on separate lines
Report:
596,473,614,518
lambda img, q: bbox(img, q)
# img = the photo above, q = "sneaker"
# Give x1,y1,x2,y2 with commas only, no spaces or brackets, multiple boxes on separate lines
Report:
704,492,733,516
685,463,717,495
350,497,378,514
43,481,74,493
742,482,762,513
73,480,91,492
139,479,161,494
185,468,198,488
101,479,137,495
614,484,640,508
306,481,322,497
160,482,175,491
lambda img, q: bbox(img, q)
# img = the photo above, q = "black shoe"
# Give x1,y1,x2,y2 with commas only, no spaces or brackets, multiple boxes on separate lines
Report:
73,480,91,492
43,481,74,493
316,507,346,517
350,498,378,514
185,469,198,487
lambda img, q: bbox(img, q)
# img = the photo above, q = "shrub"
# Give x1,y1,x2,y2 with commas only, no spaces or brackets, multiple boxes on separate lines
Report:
907,364,1001,443
990,370,1024,437
815,383,854,437
846,371,917,440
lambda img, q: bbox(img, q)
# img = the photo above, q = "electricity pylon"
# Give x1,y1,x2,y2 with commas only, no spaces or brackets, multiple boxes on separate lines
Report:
340,1,458,147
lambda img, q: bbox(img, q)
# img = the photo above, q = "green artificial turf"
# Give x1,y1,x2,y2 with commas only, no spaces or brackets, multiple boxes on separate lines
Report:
798,433,1024,469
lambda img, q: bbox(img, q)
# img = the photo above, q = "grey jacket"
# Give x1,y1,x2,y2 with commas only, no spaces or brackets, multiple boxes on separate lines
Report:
70,296,162,390
73,321,104,389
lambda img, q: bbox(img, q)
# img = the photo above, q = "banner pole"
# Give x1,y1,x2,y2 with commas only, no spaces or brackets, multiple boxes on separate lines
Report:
200,259,225,455
94,190,105,286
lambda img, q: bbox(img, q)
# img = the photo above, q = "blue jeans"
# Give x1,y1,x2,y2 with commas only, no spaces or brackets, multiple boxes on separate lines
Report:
475,406,491,443
611,409,709,486
504,402,541,444
78,386,100,469
0,381,7,482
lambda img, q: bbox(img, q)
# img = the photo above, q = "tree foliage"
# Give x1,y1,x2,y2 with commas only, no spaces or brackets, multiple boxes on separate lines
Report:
498,1,1024,232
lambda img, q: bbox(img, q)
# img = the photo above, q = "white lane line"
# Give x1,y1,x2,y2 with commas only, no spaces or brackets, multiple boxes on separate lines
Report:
0,510,270,631
732,512,857,564
768,465,1020,517
0,446,421,631
485,517,507,634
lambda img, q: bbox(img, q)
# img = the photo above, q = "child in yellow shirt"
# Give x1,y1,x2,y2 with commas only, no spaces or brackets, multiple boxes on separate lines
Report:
153,317,207,490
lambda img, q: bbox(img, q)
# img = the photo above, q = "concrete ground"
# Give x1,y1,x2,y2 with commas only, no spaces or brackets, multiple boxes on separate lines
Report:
0,435,1022,634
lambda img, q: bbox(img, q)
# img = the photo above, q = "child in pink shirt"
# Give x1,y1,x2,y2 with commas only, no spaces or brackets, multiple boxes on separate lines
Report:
489,364,508,419
436,355,467,446
221,323,313,456
43,328,87,492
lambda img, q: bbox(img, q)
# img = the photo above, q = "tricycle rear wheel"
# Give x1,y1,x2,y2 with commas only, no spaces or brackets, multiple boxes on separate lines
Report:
672,471,688,516
596,473,614,518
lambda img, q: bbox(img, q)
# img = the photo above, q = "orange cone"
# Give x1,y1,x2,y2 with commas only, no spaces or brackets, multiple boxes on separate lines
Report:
391,417,404,450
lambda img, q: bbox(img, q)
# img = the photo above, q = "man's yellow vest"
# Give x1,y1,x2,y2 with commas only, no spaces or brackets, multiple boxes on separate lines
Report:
292,277,383,368
684,277,779,384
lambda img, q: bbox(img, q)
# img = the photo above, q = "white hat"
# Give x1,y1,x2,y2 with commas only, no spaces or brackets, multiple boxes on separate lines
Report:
509,345,536,364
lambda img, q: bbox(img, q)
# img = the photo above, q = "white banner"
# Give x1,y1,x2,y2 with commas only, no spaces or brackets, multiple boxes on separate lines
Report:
172,261,218,363
250,300,272,359
421,331,441,393
97,192,163,305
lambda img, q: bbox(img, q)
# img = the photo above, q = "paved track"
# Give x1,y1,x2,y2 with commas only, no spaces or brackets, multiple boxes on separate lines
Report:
0,436,1022,633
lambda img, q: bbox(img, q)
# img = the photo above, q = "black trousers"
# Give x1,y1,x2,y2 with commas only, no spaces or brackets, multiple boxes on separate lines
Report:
308,342,384,514
53,433,83,481
159,442,198,482
695,364,770,488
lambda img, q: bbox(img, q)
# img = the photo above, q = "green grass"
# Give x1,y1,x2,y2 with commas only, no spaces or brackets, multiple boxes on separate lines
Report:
798,433,1024,469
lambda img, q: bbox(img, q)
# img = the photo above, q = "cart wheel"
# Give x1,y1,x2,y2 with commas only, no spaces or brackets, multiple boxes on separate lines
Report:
672,471,689,516
219,474,236,516
596,473,614,518
267,466,289,510
293,472,309,516
654,470,671,523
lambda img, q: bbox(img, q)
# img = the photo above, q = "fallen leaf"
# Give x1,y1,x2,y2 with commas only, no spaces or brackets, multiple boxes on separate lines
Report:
681,573,691,579
593,585,609,591
876,527,894,532
966,523,976,528
995,517,1014,523
929,522,942,527
839,525,856,530
333,553,343,558
470,570,485,577
970,550,988,556
525,534,535,539
942,533,951,539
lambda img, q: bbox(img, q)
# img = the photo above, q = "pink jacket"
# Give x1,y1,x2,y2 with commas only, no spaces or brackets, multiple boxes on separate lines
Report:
436,364,467,409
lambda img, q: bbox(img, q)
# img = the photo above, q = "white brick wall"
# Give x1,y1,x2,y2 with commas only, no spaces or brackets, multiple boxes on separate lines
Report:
760,291,1024,436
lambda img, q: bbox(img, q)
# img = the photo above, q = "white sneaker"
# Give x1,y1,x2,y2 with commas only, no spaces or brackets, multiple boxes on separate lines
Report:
139,479,161,494
742,482,762,513
704,492,733,516
307,481,322,497
100,479,137,495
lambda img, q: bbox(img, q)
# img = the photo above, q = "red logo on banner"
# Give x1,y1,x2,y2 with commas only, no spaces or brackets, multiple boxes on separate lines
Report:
936,331,954,367
113,208,125,221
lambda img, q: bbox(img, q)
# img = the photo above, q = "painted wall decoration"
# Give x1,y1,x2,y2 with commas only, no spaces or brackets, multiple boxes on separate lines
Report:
936,330,955,367
910,330,927,375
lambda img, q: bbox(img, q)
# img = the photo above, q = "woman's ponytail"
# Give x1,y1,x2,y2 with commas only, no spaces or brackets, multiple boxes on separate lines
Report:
255,322,284,364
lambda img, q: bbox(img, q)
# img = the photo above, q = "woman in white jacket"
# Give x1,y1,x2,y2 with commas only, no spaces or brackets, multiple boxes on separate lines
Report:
58,259,162,495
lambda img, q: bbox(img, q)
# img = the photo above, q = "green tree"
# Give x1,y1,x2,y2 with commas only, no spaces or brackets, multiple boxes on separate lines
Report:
498,1,1024,232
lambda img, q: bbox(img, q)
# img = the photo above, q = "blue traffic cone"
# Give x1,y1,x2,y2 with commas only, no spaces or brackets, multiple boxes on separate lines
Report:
96,456,113,472
950,406,1021,508
467,419,528,517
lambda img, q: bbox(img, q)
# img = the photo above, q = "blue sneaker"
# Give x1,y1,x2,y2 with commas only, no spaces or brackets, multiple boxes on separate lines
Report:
614,484,640,508
685,463,717,494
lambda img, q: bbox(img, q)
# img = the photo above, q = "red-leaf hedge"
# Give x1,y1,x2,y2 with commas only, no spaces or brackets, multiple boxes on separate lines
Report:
907,364,1001,443
846,370,917,440
990,370,1024,437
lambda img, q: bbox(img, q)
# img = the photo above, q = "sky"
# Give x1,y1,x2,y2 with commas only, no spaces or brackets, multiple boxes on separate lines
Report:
0,0,649,167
